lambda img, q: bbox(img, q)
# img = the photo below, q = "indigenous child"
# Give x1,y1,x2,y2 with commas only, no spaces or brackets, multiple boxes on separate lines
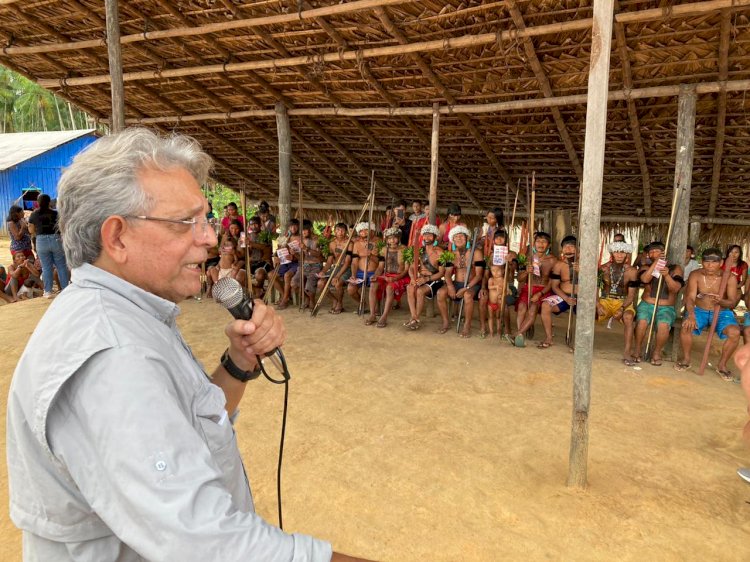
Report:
509,231,557,347
275,219,301,309
724,245,748,290
598,241,639,365
257,201,276,235
480,229,517,338
481,207,504,258
4,252,41,301
676,248,740,380
207,239,246,297
366,227,409,328
246,216,273,299
436,225,484,337
319,222,352,314
633,241,685,366
537,236,579,349
404,224,445,330
347,221,380,310
291,220,324,309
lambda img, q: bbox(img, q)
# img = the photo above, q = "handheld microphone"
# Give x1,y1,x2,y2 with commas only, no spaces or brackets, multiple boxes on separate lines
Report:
212,277,254,321
211,276,290,530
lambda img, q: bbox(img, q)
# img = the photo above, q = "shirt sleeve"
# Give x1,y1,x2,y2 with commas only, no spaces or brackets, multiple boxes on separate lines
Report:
47,346,332,562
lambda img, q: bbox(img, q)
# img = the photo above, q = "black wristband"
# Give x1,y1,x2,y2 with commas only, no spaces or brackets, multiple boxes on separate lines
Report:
221,348,262,382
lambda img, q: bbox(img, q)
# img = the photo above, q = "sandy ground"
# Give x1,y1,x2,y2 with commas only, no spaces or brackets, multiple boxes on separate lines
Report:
2,236,750,561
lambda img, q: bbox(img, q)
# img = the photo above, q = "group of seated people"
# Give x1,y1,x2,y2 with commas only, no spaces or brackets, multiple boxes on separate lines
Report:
206,199,750,381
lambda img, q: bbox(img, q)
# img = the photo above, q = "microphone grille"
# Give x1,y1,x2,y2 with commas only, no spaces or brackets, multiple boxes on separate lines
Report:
213,277,244,309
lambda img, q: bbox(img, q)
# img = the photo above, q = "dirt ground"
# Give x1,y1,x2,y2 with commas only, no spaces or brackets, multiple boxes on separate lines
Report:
2,236,750,561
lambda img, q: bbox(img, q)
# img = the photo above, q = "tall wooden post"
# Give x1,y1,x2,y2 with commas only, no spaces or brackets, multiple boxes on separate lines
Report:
551,209,572,250
428,103,440,225
104,0,125,133
276,102,292,234
689,221,701,250
567,0,614,489
669,85,697,361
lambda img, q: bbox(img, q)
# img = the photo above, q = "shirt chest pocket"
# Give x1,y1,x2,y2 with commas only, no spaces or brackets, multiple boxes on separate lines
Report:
193,384,235,454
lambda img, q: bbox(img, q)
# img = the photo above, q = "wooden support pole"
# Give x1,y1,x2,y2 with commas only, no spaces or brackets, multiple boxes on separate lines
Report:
669,85,697,361
275,102,292,234
567,0,614,489
689,221,701,249
429,103,439,225
104,0,125,133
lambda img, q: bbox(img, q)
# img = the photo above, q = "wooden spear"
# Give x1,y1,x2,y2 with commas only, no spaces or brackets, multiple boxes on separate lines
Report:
697,256,736,376
297,178,305,311
311,193,373,317
566,188,584,348
498,183,520,338
358,171,376,316
527,174,537,311
240,186,251,296
643,180,684,361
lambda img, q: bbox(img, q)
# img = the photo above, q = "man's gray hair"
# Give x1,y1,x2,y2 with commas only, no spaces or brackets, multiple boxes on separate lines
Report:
58,128,213,268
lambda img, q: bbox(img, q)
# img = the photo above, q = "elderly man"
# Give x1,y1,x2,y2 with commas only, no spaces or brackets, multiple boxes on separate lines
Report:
6,129,368,562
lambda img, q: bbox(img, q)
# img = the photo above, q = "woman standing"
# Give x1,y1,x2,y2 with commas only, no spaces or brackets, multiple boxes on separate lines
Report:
28,194,69,298
7,205,33,258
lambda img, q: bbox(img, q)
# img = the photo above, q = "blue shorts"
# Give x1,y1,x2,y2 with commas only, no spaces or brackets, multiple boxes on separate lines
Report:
744,312,750,328
542,294,576,315
692,307,738,340
355,270,375,287
279,262,298,277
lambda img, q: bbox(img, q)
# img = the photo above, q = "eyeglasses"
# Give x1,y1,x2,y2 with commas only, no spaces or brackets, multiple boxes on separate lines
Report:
124,214,212,242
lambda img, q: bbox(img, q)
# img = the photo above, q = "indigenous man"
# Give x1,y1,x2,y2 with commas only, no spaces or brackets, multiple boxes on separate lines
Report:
291,220,324,309
404,224,445,330
598,240,639,364
319,222,352,314
537,236,579,349
436,225,484,337
366,227,410,328
347,221,380,310
246,216,273,299
509,232,557,347
257,200,276,235
479,229,517,338
275,218,301,310
633,241,685,366
676,248,740,380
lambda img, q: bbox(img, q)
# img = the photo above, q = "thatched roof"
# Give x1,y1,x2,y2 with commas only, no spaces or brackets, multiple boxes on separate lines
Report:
2,0,750,227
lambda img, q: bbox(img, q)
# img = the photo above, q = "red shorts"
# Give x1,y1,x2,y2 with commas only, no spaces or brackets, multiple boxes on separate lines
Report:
376,274,410,301
516,284,547,311
488,302,499,312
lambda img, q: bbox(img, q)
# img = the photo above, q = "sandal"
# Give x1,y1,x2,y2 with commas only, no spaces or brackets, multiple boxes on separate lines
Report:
673,362,690,372
376,320,387,328
504,334,516,346
633,356,642,364
364,317,377,326
622,357,635,367
514,334,526,348
458,332,471,339
437,326,450,334
537,341,552,349
650,357,663,367
716,368,734,382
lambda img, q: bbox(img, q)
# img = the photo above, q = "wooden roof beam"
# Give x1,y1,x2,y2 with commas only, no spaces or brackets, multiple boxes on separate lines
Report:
229,7,422,201
709,10,731,220
506,0,583,182
299,116,399,200
357,60,482,208
6,0,747,57
614,1,653,217
375,6,514,205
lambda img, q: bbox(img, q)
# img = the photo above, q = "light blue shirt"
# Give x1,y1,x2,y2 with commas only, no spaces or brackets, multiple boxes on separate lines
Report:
7,263,331,561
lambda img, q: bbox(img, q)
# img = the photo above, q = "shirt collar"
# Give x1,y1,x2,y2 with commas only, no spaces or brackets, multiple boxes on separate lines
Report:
71,263,180,326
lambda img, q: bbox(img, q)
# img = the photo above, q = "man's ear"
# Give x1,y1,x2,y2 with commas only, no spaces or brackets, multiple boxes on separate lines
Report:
100,216,130,264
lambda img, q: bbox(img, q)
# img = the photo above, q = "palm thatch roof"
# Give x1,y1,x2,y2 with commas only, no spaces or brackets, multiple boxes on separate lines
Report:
1,0,750,232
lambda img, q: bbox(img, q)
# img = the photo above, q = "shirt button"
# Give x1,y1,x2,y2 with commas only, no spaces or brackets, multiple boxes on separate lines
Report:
155,461,167,471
